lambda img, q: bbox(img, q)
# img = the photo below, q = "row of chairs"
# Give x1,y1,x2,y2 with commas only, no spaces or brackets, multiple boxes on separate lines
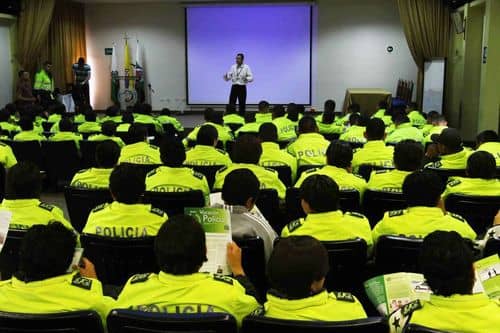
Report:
0,309,448,333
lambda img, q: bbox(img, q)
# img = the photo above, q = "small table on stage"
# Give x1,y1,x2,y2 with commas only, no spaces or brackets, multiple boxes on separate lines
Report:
342,88,392,117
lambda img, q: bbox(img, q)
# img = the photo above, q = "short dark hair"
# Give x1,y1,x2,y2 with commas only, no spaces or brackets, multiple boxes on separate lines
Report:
105,105,119,117
420,231,474,296
84,111,96,122
222,169,260,206
324,99,336,113
59,118,73,132
466,151,496,179
272,105,286,118
366,118,386,140
300,175,339,213
268,236,329,299
19,117,34,131
393,113,410,125
5,162,42,199
155,215,207,275
0,109,10,122
197,124,218,146
244,112,256,123
258,101,269,112
230,134,262,164
287,104,299,122
96,140,120,168
211,111,224,125
160,138,186,167
394,140,424,171
298,116,317,134
15,222,76,282
203,107,215,122
127,123,148,143
349,113,368,126
403,170,444,207
236,53,244,60
476,130,498,146
101,120,117,136
258,123,278,142
326,141,353,168
161,108,171,116
109,164,145,204
122,112,134,124
322,110,335,125
78,57,85,64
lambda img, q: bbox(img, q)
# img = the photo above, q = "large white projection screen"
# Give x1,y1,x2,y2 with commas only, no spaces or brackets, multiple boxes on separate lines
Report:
186,5,312,105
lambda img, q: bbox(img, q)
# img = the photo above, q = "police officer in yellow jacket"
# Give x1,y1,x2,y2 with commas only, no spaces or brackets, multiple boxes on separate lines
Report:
385,114,424,145
271,105,297,142
214,135,286,199
406,103,426,129
372,171,476,243
425,128,470,170
83,164,167,237
71,140,120,189
118,123,161,165
0,162,74,231
476,130,500,166
114,215,259,326
257,235,367,321
77,111,102,134
283,175,373,249
184,109,233,148
13,117,45,142
367,140,423,192
287,116,330,167
88,120,126,148
352,118,394,172
0,141,17,169
184,124,232,167
295,141,367,197
0,222,114,326
388,231,500,333
49,118,83,149
146,138,210,204
339,113,367,144
223,104,245,126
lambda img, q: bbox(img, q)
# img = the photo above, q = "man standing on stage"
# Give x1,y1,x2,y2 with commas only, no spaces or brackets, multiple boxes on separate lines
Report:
34,61,55,108
72,57,91,106
224,53,253,116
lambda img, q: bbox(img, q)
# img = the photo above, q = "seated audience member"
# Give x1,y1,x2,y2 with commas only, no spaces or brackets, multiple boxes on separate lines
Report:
77,111,101,133
116,112,134,133
214,134,286,199
476,130,500,166
184,108,233,147
425,128,470,170
114,215,259,325
255,100,272,124
262,235,367,321
0,222,113,323
286,103,301,126
295,141,367,197
145,138,210,204
236,112,261,136
49,118,82,149
271,104,297,141
406,102,426,128
47,103,65,124
156,108,184,132
89,120,125,148
352,118,394,172
385,113,424,144
372,170,476,242
339,113,368,144
389,231,500,333
317,99,344,135
83,164,167,237
220,169,277,261
118,123,161,165
287,116,330,167
258,123,297,182
223,104,245,126
371,101,393,126
0,162,73,231
443,151,500,198
423,114,448,143
99,105,122,123
0,141,17,169
421,111,439,136
0,108,19,133
133,103,163,133
283,175,372,248
71,140,120,189
367,140,423,192
336,103,360,126
13,117,45,142
184,124,232,167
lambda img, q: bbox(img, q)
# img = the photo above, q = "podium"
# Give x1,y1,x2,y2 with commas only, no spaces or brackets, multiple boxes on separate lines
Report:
342,88,392,117
112,75,145,110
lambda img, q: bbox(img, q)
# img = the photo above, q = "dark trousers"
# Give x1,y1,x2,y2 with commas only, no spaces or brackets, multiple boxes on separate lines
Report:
229,84,247,116
73,83,90,106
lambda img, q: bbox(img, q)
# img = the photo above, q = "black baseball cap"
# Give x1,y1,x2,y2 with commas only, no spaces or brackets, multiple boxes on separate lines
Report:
431,128,462,149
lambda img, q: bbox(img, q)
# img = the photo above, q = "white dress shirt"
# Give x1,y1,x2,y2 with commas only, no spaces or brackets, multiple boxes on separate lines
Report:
226,64,253,86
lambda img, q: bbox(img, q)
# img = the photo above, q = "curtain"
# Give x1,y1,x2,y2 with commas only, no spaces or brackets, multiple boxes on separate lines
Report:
397,0,450,106
40,0,87,90
16,0,56,75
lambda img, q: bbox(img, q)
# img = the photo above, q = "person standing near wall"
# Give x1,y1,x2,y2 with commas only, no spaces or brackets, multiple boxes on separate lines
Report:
16,70,37,108
72,57,91,107
33,61,55,108
224,53,253,116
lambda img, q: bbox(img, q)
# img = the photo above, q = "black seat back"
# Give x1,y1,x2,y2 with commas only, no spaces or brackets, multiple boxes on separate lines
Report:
143,191,205,216
255,189,282,232
42,141,81,187
0,310,104,333
234,237,267,300
483,237,500,257
363,190,407,227
375,236,423,274
264,165,292,187
120,163,162,181
80,234,158,286
425,167,466,184
63,187,113,233
188,165,225,190
0,230,26,280
297,165,323,178
357,164,394,182
80,140,100,168
9,141,43,170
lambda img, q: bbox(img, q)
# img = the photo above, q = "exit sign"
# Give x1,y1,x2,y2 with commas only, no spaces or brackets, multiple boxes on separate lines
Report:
105,48,113,55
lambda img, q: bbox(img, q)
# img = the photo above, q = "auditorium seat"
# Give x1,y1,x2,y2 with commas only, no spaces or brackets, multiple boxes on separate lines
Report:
42,141,80,188
263,165,292,187
41,122,54,132
187,165,225,190
64,187,113,233
278,141,291,149
120,163,162,180
241,316,388,333
0,310,104,333
445,194,500,236
107,310,237,333
163,123,180,137
9,140,44,171
357,164,395,182
0,230,26,280
297,165,323,178
255,189,282,232
347,142,365,150
234,237,267,300
80,132,100,140
226,123,243,133
115,132,130,145
424,167,466,184
405,324,452,333
80,140,100,168
80,234,158,286
374,236,423,275
143,190,205,216
484,236,500,257
362,190,407,227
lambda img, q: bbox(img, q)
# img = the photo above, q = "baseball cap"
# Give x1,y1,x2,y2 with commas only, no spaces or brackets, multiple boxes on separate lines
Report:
431,128,462,149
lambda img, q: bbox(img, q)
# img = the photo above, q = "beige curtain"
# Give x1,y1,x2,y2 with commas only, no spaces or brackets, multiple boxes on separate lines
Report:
40,0,87,90
16,0,56,75
397,0,450,106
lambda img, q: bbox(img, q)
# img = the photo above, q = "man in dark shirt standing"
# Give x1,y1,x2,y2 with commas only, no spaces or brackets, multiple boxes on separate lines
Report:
72,57,91,107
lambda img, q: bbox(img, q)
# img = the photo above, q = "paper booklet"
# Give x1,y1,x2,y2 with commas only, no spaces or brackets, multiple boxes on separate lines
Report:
365,254,500,316
0,211,12,254
185,207,232,275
